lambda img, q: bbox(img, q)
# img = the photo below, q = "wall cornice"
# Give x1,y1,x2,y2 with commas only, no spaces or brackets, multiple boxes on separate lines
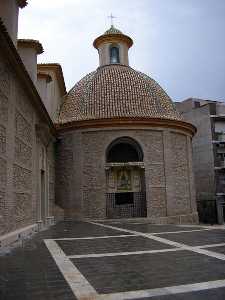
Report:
37,63,67,96
17,0,28,8
93,34,133,49
17,39,44,54
56,117,197,136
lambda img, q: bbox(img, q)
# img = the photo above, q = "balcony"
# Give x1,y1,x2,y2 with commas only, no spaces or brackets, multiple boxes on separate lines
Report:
216,180,225,195
215,160,225,170
213,132,225,143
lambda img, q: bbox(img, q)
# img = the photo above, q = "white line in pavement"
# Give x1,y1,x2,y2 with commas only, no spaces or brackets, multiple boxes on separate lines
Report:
199,242,225,249
177,224,225,229
44,223,225,300
88,221,225,261
189,247,225,261
44,239,98,300
88,221,187,247
51,229,214,240
98,279,225,300
52,234,137,241
152,228,214,235
68,247,184,259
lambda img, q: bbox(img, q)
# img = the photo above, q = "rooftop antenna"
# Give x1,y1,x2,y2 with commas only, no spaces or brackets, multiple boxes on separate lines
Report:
108,13,116,27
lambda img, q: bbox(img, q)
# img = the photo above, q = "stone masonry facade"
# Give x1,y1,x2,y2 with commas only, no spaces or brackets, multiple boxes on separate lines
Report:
56,127,198,224
0,44,63,236
0,4,200,245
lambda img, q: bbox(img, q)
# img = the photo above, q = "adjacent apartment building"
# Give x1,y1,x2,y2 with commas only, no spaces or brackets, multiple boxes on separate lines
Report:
176,98,225,224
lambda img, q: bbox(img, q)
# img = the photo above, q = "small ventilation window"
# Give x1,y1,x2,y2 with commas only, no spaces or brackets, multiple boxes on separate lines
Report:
110,46,120,64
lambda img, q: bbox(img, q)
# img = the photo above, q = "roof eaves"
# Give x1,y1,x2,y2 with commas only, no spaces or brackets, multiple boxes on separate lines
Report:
0,18,56,136
37,71,52,83
37,63,67,96
17,0,28,8
17,39,44,54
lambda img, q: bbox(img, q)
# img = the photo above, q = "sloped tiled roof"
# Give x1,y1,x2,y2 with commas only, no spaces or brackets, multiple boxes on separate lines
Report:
93,26,133,49
58,64,182,124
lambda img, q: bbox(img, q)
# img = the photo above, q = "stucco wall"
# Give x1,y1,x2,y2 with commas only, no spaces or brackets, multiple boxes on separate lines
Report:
98,41,129,66
176,101,222,223
181,105,215,203
17,46,37,84
37,70,63,123
0,0,19,45
56,127,198,223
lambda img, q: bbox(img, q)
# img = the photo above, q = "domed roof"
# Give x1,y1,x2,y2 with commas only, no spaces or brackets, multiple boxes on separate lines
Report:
104,25,123,35
58,64,182,124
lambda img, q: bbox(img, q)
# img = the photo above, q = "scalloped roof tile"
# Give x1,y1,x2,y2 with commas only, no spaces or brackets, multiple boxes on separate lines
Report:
104,25,123,35
58,64,182,124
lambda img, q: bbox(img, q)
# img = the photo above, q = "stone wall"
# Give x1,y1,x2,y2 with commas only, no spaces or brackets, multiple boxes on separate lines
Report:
47,142,64,221
57,127,198,223
0,58,11,234
0,47,59,236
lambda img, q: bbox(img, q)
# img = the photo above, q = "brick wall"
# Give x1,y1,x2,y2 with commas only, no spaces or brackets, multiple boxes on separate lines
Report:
57,127,198,223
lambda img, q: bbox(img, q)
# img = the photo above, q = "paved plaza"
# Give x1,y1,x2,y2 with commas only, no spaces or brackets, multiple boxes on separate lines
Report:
1,221,225,299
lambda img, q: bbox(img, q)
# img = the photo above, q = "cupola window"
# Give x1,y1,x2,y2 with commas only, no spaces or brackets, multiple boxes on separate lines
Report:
110,46,120,64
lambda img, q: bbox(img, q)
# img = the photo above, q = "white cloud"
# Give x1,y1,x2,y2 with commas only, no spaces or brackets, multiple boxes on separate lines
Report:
18,0,225,101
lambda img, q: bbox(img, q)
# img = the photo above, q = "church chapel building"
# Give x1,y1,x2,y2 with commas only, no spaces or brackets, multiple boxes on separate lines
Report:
56,26,198,223
0,1,198,248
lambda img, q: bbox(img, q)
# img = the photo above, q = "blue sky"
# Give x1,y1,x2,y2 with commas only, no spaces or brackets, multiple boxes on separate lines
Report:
18,0,225,102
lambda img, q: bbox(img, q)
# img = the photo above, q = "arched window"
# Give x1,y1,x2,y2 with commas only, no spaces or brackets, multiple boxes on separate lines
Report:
110,46,120,64
106,137,143,163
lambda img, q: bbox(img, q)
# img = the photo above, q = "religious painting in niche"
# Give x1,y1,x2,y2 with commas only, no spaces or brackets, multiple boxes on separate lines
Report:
117,169,132,191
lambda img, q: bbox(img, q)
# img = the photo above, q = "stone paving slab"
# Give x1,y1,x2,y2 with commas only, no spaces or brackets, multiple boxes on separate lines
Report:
103,223,206,233
37,221,129,238
56,235,175,256
158,229,225,246
207,246,225,255
72,250,225,294
0,240,77,300
1,221,225,300
0,222,107,300
135,287,225,299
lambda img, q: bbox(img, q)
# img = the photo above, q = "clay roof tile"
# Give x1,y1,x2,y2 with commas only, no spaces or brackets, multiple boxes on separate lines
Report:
58,64,182,124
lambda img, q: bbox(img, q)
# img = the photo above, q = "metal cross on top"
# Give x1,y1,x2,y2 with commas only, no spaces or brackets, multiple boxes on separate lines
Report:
108,13,116,26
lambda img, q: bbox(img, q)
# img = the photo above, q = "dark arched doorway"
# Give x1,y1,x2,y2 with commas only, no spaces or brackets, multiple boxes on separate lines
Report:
105,137,147,218
107,137,143,163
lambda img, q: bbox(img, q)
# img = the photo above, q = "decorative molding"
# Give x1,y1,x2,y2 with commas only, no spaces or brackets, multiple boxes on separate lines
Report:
37,72,52,83
17,0,28,8
17,39,44,55
93,33,133,49
37,63,67,96
56,117,197,136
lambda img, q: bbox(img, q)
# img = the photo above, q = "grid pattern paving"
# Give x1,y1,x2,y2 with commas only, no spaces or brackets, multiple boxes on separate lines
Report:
1,221,225,299
44,221,225,300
